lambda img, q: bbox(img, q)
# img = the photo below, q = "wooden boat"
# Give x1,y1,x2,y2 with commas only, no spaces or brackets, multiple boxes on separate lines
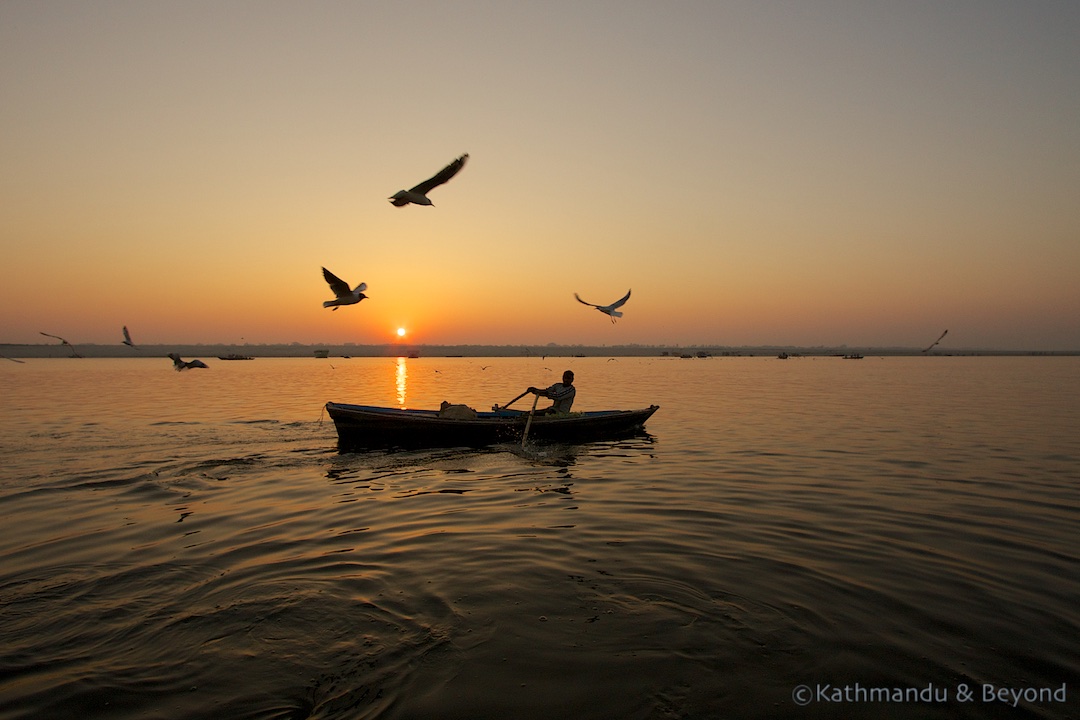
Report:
325,402,659,450
217,354,254,360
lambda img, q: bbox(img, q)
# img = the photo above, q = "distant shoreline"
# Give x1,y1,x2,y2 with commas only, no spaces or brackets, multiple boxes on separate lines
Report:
2,343,1076,359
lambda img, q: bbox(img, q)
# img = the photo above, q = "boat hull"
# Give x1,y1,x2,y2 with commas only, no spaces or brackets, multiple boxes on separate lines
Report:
325,402,659,450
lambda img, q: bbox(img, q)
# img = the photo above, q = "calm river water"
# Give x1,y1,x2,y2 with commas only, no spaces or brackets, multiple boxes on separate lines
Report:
1,356,1077,719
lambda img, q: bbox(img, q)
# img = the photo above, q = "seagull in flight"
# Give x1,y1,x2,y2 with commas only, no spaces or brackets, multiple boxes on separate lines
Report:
122,326,137,348
922,329,948,353
389,153,468,207
168,353,209,371
322,267,368,310
40,332,82,357
575,289,632,323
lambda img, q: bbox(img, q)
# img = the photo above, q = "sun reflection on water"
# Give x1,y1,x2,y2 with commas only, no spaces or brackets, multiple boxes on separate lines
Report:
396,356,408,407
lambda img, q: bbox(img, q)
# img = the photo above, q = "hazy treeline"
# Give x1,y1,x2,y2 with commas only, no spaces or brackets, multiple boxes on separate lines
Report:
3,343,1073,359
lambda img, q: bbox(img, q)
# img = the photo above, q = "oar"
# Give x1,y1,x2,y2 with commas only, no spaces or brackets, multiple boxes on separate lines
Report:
493,389,530,412
521,394,540,448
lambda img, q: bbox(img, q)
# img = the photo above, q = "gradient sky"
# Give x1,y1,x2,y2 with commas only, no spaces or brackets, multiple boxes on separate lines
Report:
3,1,1078,350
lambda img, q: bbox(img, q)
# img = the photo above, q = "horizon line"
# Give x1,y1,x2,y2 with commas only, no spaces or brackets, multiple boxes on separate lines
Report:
3,341,1077,358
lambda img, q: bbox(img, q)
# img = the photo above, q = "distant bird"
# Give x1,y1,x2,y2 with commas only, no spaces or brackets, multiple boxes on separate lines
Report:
122,326,137,348
575,289,632,323
321,267,368,310
40,332,82,357
389,153,468,207
168,353,209,371
922,329,948,353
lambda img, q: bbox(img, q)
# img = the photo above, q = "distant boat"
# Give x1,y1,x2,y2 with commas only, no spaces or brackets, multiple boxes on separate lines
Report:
314,349,330,359
326,402,659,450
217,354,254,361
778,352,789,359
407,351,419,359
843,354,864,360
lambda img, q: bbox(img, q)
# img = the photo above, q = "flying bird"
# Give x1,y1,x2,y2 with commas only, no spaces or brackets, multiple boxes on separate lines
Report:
922,329,948,353
322,267,368,310
122,326,137,348
167,353,209,371
40,332,82,357
575,289,632,323
389,153,468,207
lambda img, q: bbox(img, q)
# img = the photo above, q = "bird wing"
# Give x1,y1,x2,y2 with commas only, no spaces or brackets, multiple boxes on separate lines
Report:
574,293,599,308
609,289,632,310
410,154,469,194
322,267,352,297
355,282,368,294
40,331,65,342
123,326,133,344
922,329,948,352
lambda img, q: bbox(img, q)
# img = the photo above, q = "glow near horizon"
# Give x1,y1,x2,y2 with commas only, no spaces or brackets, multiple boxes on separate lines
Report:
1,1,1078,351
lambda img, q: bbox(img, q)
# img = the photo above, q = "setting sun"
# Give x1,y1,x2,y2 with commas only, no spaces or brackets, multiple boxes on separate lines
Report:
396,327,407,338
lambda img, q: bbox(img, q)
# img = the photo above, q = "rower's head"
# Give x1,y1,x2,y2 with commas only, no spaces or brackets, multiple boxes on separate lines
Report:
562,370,574,385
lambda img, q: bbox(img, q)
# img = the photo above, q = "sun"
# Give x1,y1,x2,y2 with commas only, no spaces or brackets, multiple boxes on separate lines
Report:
396,327,407,338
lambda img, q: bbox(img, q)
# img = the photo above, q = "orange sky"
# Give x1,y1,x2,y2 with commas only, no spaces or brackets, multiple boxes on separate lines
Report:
2,1,1079,350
